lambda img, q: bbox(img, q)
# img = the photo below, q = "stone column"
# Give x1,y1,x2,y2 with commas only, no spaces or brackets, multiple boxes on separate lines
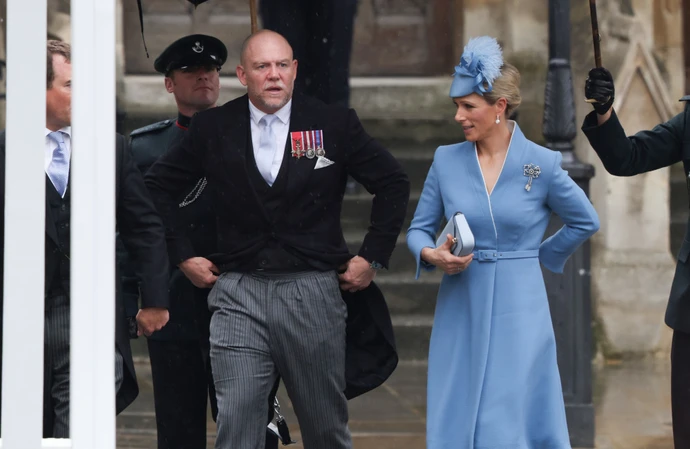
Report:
652,0,684,104
47,0,70,42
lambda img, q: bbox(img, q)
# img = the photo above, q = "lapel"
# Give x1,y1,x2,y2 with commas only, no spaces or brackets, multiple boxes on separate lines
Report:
45,176,59,246
282,95,320,203
492,121,529,197
218,96,271,222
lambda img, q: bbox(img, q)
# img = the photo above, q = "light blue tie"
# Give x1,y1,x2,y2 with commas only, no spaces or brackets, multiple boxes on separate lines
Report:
47,131,69,196
257,115,278,185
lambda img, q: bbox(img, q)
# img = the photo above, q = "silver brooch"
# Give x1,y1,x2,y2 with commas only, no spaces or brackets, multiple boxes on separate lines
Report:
192,42,204,53
523,164,541,191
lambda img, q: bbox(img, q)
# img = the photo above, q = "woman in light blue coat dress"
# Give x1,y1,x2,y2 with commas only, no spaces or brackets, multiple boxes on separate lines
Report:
406,36,600,449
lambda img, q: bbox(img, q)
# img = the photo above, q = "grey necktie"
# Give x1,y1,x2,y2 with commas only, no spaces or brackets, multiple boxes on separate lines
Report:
257,114,278,185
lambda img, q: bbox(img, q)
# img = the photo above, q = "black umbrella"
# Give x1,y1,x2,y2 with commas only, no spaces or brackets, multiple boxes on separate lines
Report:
136,0,258,57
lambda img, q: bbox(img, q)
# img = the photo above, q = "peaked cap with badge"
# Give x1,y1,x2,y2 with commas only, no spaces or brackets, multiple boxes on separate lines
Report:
154,34,228,75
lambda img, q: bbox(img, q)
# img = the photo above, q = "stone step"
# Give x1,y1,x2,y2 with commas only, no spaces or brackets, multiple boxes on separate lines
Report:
387,147,436,193
376,273,440,316
390,315,433,362
345,233,420,274
346,142,465,194
341,193,420,233
123,75,463,142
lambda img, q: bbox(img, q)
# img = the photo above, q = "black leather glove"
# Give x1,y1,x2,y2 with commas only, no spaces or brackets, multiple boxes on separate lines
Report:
585,67,615,115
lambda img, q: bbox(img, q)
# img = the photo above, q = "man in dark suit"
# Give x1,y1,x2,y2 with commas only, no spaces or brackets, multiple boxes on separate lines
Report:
582,67,690,448
120,34,280,449
144,30,409,449
0,40,170,438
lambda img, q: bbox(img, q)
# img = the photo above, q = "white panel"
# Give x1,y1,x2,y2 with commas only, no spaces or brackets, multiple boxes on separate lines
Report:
0,439,72,448
70,0,116,447
1,0,47,447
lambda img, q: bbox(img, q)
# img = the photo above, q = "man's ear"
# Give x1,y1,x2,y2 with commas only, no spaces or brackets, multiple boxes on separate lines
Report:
164,76,174,93
236,65,248,87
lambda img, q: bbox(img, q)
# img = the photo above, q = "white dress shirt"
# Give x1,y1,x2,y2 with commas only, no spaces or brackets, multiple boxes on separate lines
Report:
249,99,292,183
44,126,72,175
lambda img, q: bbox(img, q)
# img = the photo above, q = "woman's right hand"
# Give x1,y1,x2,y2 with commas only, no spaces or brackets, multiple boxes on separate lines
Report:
421,234,474,275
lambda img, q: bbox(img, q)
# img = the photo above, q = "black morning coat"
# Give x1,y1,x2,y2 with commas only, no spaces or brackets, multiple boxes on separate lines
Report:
145,94,411,398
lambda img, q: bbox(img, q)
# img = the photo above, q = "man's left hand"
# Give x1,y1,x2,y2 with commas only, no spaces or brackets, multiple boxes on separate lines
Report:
136,307,170,337
338,256,377,293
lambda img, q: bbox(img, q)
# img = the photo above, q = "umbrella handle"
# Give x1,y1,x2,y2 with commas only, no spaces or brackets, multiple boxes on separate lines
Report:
250,0,258,33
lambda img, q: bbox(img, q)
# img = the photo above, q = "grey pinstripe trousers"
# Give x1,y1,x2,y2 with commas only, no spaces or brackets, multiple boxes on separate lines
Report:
43,295,125,438
208,271,351,449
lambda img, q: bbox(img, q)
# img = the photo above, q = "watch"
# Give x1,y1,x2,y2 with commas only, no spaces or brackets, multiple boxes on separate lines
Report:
369,261,384,270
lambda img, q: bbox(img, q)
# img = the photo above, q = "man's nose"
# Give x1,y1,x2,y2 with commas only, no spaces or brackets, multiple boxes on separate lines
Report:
268,65,279,78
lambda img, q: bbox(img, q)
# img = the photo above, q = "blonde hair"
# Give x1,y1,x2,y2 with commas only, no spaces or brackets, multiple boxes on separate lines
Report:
482,63,521,118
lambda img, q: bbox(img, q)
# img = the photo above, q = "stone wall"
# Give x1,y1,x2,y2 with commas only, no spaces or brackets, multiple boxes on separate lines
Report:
571,0,682,357
463,0,549,143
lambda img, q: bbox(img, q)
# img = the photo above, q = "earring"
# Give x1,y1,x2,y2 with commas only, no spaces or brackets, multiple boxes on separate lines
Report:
495,115,501,124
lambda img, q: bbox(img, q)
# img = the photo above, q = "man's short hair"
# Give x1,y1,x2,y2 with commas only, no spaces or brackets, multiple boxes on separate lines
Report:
47,40,71,88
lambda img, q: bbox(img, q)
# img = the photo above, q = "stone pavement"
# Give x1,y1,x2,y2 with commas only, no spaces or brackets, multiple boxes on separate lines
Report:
116,357,675,449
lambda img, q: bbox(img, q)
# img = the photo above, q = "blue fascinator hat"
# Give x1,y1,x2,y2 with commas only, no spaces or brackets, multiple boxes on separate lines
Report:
450,36,504,98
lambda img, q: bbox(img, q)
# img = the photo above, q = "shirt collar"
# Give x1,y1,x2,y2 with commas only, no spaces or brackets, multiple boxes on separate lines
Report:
45,126,71,138
248,98,292,126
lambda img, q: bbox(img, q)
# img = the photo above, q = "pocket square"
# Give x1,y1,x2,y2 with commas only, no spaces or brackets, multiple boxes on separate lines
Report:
314,156,335,170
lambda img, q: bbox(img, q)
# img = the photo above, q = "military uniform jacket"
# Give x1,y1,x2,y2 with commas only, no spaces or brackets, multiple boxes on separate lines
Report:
582,102,690,333
120,117,216,341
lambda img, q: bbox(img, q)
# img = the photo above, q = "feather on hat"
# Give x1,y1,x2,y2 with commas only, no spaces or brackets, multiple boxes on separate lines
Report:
450,36,504,98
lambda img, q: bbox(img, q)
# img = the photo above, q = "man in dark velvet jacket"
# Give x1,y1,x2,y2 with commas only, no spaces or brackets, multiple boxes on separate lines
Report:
120,34,282,449
145,30,409,449
582,66,690,448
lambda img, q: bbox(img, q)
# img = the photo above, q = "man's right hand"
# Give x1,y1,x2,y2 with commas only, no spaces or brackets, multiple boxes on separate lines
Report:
136,307,170,337
585,67,615,116
178,257,219,288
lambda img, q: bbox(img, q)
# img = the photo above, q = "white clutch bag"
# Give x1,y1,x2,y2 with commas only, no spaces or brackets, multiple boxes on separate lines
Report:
436,212,475,257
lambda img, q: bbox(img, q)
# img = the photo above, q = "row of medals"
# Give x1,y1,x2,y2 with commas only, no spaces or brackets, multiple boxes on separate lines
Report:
293,141,325,160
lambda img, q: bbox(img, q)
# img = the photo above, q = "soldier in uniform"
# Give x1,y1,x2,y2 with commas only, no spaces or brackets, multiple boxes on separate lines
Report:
582,66,690,449
119,34,281,449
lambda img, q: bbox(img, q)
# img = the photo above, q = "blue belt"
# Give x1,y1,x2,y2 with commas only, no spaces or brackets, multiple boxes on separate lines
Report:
472,249,540,262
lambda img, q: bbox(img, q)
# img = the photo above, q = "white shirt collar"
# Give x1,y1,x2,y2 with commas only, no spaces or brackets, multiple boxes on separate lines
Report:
248,99,292,126
45,126,71,138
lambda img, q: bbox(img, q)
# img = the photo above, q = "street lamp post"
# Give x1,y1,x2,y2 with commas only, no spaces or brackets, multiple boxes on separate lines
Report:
542,0,596,447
